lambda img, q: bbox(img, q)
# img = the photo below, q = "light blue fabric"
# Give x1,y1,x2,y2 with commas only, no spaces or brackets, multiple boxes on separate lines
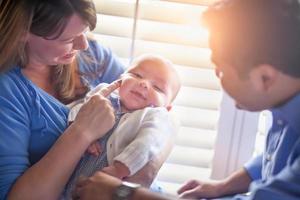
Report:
231,93,300,199
0,40,124,199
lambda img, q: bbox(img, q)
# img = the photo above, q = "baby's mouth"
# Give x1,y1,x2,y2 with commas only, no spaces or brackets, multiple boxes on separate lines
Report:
130,90,146,100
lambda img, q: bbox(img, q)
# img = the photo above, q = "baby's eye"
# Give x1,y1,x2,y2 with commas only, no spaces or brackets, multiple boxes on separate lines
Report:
131,72,142,78
153,85,164,93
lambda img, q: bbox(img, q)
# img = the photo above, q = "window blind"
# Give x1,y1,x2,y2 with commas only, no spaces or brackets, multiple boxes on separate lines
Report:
93,0,221,195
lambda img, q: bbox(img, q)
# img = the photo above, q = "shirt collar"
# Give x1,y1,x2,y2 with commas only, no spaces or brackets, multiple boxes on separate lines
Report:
271,92,300,133
108,92,124,118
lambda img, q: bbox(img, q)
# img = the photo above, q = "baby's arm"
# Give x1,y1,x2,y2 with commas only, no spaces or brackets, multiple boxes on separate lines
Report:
102,161,130,179
114,108,176,176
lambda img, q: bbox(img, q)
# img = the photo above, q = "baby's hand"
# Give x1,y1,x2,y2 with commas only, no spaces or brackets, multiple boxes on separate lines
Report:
87,142,102,156
102,161,130,179
102,166,118,177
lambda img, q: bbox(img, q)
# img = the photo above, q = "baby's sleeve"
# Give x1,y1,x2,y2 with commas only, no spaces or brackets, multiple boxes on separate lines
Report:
114,108,176,175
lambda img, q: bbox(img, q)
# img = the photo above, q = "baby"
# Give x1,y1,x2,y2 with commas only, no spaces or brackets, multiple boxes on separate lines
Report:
64,54,181,199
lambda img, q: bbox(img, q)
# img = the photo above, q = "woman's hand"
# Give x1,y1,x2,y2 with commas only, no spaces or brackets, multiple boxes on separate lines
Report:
71,80,121,143
73,171,121,200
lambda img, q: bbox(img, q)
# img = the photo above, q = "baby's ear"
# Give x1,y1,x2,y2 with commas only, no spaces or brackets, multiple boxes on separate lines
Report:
166,105,172,111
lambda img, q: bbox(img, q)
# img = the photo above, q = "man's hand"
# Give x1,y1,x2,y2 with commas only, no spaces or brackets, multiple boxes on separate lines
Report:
177,168,252,199
177,179,223,199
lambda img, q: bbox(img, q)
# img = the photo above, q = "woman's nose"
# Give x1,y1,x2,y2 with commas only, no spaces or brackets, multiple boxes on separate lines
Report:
73,34,89,51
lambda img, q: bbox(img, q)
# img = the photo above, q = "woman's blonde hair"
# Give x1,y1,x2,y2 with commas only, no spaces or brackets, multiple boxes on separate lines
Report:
0,0,33,72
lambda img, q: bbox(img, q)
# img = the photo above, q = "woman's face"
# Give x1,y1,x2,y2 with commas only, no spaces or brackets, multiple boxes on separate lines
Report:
26,14,89,66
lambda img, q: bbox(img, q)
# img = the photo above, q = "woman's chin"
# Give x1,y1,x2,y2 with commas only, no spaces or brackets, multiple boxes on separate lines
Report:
57,57,76,65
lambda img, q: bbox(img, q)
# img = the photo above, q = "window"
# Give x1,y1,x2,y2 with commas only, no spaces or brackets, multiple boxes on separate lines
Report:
93,0,260,195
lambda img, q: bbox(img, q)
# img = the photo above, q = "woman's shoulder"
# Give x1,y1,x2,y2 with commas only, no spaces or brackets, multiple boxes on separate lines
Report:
77,39,125,87
79,39,111,62
0,67,37,104
0,67,25,93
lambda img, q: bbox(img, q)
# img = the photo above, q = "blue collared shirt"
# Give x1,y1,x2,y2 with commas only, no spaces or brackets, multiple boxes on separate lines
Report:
237,93,300,199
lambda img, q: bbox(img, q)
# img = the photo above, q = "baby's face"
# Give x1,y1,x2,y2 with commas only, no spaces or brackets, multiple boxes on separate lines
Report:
118,60,177,111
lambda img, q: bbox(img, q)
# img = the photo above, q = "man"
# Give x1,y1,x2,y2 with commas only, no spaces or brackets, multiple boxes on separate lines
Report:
74,0,300,199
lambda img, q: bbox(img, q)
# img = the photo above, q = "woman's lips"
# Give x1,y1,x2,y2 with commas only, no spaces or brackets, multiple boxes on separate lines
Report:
63,52,75,59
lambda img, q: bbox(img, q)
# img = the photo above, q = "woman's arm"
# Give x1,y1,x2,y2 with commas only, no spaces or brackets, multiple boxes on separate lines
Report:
75,171,175,200
7,84,119,200
8,124,91,200
79,39,125,86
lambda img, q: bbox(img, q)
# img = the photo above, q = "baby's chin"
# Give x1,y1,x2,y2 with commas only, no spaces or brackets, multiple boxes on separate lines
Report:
121,103,146,112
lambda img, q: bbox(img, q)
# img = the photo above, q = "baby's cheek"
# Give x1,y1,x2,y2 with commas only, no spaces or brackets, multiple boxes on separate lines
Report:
151,94,166,107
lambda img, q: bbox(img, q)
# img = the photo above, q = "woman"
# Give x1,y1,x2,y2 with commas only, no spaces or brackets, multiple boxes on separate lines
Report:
0,0,124,199
0,0,173,199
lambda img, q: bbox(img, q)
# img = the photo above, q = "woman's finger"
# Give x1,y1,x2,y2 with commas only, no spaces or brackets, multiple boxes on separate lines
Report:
98,80,121,97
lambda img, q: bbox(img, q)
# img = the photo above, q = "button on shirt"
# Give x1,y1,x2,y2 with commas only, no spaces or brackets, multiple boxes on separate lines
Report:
235,93,300,200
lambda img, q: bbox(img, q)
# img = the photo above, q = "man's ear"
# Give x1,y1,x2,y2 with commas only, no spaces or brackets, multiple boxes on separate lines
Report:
166,105,172,111
251,64,279,92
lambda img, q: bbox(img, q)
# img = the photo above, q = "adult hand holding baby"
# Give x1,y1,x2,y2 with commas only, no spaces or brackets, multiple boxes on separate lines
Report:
70,80,122,144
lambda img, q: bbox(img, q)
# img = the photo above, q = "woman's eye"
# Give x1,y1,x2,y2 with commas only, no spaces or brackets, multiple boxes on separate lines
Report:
65,40,74,44
60,38,74,44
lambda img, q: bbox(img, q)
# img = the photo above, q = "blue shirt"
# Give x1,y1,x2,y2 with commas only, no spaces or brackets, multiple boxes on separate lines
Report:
0,40,125,199
231,93,300,200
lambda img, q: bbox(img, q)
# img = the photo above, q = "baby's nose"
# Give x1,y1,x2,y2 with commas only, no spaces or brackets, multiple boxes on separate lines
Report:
139,80,148,89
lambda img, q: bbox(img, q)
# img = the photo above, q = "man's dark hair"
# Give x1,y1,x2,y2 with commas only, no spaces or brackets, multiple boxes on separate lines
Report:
203,0,300,77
